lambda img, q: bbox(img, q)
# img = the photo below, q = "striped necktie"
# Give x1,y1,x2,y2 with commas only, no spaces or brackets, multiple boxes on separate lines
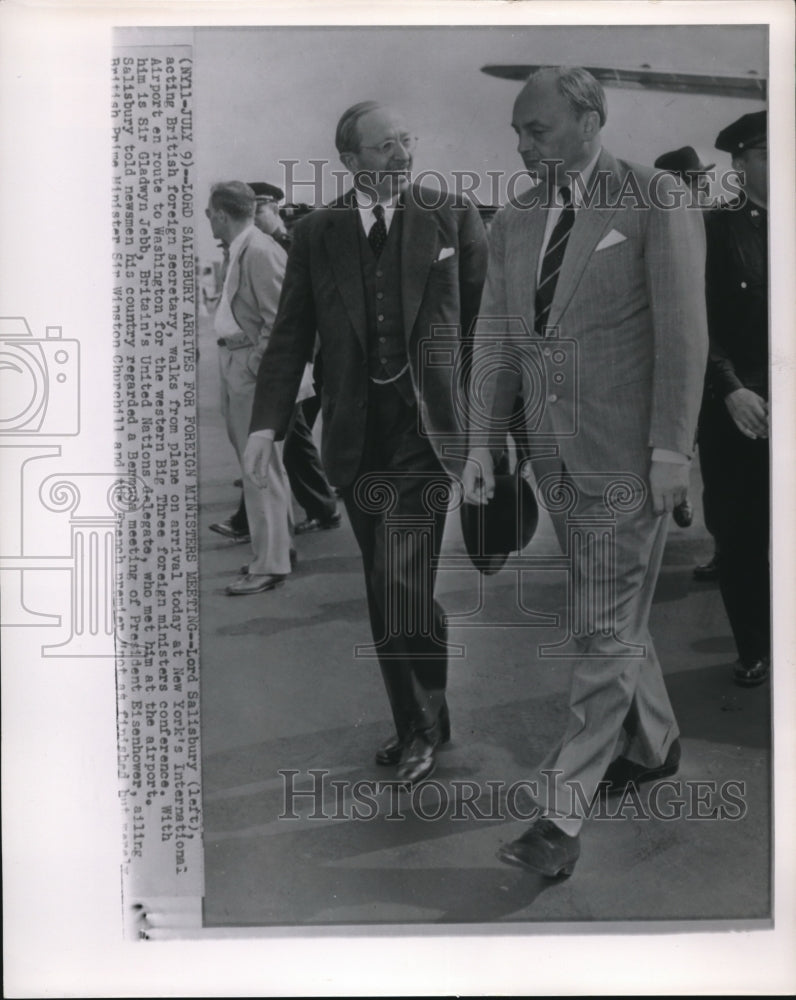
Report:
368,203,388,258
535,186,574,335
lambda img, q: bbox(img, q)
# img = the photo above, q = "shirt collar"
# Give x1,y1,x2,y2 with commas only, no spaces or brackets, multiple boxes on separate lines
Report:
227,222,254,259
557,147,602,208
354,189,403,212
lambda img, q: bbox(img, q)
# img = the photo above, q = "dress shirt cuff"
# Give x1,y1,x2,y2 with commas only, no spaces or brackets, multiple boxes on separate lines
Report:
249,429,276,442
651,448,690,465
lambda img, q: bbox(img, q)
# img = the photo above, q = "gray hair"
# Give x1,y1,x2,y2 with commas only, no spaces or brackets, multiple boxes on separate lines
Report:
335,101,384,154
529,66,607,127
209,181,255,220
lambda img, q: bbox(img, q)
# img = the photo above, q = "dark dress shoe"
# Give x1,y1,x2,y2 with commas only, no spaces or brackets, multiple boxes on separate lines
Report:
672,498,693,528
396,733,436,787
294,511,342,534
226,573,286,596
497,818,580,878
375,704,451,766
693,554,720,581
597,737,681,797
375,734,405,767
209,518,251,543
733,657,770,687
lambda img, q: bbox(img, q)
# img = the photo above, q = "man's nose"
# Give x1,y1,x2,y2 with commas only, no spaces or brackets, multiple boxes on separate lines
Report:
518,134,535,155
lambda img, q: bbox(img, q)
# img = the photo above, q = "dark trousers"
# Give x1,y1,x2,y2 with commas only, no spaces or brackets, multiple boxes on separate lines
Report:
283,404,337,523
696,393,719,544
698,397,770,665
340,376,450,739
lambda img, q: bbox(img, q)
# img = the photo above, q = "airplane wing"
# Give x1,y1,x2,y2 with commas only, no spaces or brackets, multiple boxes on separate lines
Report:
481,64,766,100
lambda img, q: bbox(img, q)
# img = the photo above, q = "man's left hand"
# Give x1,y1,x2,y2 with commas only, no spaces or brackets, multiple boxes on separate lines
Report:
649,460,690,516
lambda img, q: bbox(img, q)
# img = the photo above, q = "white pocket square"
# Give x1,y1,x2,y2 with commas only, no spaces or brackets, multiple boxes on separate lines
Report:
436,247,455,262
595,229,627,252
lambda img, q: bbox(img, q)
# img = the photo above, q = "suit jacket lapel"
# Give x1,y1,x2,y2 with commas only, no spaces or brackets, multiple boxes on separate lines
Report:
323,193,367,353
401,186,439,340
547,149,622,330
512,184,547,330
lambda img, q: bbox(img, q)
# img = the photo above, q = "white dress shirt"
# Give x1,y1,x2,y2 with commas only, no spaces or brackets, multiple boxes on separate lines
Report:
536,147,602,282
355,190,401,236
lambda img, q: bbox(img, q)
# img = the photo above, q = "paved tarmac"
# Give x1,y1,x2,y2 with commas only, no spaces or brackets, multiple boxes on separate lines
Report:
195,316,771,928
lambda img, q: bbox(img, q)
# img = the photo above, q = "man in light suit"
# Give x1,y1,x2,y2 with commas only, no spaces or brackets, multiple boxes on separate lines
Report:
245,102,488,785
463,67,707,876
206,181,294,596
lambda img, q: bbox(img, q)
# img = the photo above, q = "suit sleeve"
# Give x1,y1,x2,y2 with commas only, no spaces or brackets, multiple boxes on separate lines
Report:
643,178,709,458
468,206,523,449
457,197,489,339
245,240,287,369
249,218,317,438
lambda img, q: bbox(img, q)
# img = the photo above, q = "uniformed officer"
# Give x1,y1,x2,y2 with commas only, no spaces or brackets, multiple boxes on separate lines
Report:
698,110,770,686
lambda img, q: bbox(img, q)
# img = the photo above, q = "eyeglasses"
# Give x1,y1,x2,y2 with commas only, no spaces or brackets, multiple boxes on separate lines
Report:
359,135,418,156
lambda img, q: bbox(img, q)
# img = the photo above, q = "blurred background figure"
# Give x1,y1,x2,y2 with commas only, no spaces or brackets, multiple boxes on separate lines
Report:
698,110,770,687
251,182,341,535
206,181,294,595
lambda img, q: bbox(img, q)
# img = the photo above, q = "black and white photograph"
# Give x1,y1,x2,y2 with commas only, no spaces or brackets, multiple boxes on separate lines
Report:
2,1,795,996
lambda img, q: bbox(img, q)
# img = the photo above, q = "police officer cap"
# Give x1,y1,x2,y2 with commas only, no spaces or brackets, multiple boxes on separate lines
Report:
248,181,284,202
714,110,767,154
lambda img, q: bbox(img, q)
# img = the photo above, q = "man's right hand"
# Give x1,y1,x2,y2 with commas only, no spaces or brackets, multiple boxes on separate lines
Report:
244,433,275,488
462,447,495,505
725,387,769,439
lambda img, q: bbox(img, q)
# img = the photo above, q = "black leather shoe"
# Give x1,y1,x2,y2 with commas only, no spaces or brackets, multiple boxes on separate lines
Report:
294,511,342,535
597,738,681,797
497,819,580,878
396,733,436,787
375,704,451,766
209,518,250,543
672,498,693,528
733,657,770,687
693,554,720,581
375,734,405,767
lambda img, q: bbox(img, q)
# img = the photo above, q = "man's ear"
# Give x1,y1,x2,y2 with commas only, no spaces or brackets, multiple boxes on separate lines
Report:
340,151,357,173
580,110,600,141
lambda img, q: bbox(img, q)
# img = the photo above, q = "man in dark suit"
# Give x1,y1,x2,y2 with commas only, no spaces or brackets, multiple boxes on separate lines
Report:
698,110,770,687
244,101,488,785
464,68,708,876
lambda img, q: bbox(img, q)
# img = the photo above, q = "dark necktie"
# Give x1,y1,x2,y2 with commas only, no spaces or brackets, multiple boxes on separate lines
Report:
368,203,388,258
535,186,575,335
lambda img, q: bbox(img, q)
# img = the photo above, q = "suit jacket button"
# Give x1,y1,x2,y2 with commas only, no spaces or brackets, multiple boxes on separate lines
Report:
547,393,558,403
358,400,366,409
376,270,383,278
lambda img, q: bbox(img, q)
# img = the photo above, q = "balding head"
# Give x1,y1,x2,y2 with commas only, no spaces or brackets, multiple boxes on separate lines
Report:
512,66,605,186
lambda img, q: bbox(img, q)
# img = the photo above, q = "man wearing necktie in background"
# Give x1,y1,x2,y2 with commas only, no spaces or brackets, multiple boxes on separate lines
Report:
244,101,488,786
464,67,708,876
